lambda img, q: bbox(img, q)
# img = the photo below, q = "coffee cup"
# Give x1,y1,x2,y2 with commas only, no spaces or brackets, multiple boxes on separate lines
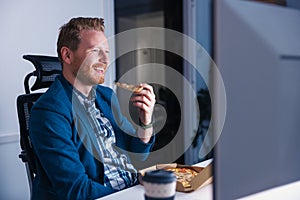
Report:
142,169,177,200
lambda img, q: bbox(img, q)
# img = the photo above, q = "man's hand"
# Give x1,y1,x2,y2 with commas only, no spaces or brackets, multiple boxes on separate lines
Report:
130,83,156,143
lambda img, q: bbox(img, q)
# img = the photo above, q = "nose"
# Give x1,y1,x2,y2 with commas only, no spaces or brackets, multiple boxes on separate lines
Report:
99,50,109,65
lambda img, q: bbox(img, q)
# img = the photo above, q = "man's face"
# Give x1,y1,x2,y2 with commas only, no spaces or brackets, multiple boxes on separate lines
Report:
72,29,109,86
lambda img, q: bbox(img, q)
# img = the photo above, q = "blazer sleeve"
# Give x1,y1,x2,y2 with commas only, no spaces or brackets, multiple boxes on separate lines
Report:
107,89,155,161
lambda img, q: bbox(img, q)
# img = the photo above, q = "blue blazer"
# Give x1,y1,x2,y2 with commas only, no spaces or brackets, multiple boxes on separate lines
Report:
29,75,154,200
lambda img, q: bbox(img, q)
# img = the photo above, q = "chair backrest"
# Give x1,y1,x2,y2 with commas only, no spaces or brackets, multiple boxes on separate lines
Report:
17,54,62,196
17,93,43,194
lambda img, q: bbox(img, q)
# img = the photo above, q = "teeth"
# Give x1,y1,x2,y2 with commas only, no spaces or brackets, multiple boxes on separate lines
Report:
95,67,104,72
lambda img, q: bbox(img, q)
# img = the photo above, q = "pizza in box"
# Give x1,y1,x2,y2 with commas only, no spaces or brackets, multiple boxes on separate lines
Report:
164,166,201,190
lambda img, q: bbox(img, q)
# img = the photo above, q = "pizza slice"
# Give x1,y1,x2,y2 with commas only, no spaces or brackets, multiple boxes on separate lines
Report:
115,82,143,93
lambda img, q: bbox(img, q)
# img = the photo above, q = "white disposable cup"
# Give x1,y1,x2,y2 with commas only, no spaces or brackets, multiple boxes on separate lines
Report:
142,169,177,200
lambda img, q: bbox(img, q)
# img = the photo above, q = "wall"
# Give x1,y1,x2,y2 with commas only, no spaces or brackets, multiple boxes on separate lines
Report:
0,0,114,199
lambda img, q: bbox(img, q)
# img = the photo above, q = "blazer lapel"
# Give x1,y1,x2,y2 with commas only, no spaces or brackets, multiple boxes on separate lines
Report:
95,92,114,124
58,75,108,162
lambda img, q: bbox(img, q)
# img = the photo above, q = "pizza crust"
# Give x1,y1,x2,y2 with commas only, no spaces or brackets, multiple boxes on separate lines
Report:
115,82,143,93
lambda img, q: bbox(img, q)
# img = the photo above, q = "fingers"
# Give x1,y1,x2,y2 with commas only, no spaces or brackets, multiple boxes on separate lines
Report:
132,98,153,113
138,83,154,95
131,83,156,111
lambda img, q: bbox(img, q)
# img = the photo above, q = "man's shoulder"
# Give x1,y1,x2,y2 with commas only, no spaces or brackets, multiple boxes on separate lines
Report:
96,84,113,93
33,76,71,110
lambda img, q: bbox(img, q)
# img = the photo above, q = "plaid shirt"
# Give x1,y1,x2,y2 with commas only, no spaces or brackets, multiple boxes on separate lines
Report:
74,87,138,190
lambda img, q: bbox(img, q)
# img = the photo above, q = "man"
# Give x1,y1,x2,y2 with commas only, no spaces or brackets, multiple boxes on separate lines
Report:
29,17,156,199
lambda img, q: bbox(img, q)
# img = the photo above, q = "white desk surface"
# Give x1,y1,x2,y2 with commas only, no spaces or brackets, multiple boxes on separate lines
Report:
97,158,300,200
238,180,300,200
98,159,213,200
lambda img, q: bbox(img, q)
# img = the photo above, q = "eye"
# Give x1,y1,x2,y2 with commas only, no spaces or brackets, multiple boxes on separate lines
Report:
91,48,100,53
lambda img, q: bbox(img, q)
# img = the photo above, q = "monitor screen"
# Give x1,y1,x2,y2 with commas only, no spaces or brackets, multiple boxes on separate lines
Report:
213,0,300,199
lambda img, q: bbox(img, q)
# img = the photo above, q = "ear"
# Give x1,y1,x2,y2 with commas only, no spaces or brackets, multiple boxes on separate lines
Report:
60,46,72,65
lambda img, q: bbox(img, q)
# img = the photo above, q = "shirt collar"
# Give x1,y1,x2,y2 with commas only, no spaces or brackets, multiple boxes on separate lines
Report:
73,86,97,107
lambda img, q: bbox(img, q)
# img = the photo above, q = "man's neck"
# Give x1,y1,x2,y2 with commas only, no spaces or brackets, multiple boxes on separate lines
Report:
73,83,93,97
63,72,93,97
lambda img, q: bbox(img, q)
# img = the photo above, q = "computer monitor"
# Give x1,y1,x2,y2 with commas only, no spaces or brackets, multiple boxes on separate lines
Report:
213,0,300,199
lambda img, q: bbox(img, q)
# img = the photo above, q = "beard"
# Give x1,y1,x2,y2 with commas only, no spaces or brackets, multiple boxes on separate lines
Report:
76,69,105,86
98,76,105,84
72,54,107,86
72,62,105,87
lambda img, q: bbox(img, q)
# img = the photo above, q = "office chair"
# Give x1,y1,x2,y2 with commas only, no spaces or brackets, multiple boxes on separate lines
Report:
16,55,62,196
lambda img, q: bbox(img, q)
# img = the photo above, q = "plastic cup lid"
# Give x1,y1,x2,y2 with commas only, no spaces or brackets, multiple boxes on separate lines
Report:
142,169,176,183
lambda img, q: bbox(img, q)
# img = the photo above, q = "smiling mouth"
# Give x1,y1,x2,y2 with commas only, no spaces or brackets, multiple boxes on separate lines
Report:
94,66,106,74
95,67,104,72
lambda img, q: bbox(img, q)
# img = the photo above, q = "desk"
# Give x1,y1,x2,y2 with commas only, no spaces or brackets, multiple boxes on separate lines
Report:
98,159,213,200
238,180,300,200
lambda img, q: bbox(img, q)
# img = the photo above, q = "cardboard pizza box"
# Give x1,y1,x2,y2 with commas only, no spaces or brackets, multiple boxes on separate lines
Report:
139,162,213,192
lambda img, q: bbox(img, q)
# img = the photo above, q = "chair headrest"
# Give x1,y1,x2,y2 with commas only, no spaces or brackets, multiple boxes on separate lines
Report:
23,55,62,94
